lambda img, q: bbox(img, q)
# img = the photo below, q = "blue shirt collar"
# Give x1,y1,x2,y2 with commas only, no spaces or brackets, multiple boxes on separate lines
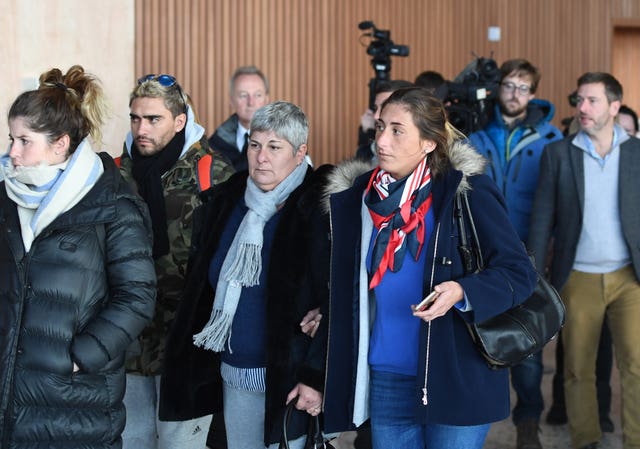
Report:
572,123,629,165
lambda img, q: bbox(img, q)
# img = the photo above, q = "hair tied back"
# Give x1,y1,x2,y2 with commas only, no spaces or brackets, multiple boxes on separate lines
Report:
41,81,68,92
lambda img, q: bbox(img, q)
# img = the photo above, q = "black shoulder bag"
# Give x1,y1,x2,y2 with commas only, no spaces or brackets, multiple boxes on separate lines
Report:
454,190,566,369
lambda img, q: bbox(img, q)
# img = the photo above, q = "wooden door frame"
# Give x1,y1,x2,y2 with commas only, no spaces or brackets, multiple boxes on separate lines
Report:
611,18,640,133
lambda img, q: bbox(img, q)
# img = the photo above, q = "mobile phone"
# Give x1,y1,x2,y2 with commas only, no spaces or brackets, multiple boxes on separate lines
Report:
415,291,439,311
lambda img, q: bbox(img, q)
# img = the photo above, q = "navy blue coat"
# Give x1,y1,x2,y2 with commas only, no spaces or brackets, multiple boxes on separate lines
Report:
322,148,537,432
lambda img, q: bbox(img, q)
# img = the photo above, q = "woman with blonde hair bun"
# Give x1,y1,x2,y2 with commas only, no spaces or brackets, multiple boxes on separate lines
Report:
0,65,156,448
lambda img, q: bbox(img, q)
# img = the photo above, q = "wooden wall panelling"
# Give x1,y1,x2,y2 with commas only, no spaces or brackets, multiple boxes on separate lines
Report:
612,25,640,116
0,1,134,156
135,0,640,165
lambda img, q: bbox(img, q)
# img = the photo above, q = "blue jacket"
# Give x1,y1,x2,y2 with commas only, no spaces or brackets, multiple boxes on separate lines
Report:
321,143,537,432
468,99,563,242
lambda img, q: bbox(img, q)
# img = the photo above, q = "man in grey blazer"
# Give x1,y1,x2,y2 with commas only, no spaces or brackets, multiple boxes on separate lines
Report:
529,72,640,449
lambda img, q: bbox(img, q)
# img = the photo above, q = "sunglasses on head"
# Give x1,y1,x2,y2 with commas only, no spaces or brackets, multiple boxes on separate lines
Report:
138,74,178,86
137,74,187,113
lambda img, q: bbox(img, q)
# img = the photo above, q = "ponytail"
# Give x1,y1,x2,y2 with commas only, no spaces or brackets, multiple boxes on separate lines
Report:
9,65,109,152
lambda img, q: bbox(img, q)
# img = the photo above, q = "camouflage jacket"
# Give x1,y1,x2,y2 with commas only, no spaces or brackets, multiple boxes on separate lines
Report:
120,107,234,375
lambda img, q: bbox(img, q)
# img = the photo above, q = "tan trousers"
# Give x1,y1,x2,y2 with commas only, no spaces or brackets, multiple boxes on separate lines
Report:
561,266,640,449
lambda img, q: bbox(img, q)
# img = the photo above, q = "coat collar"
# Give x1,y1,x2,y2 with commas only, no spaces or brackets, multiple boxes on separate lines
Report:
323,140,486,214
49,153,122,229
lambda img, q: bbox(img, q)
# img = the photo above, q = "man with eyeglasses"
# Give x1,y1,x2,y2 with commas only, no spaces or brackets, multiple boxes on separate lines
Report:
119,74,234,449
469,59,563,449
208,65,270,172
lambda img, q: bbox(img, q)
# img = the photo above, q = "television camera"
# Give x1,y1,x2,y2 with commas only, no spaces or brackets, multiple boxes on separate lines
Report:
435,55,502,135
358,21,409,110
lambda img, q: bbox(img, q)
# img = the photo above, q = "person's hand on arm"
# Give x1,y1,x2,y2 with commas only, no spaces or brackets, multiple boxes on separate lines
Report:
286,383,323,417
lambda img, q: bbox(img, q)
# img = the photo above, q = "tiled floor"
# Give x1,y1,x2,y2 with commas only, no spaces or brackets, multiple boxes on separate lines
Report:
483,338,623,449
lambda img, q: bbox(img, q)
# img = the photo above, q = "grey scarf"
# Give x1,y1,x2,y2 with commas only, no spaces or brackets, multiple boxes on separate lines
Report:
1,139,103,252
193,161,309,351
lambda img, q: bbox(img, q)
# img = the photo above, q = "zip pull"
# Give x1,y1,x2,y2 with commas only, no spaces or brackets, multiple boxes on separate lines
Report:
422,225,438,408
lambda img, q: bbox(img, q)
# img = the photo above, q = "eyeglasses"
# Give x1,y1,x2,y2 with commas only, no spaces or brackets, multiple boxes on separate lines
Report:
500,82,532,95
137,74,187,113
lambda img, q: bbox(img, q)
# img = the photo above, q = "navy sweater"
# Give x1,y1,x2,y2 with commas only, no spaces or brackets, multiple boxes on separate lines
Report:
208,200,282,368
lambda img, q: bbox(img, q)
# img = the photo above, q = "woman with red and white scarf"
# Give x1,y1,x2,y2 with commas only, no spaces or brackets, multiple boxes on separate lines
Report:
321,87,537,449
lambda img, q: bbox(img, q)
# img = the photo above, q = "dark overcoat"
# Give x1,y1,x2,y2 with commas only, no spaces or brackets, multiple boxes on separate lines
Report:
159,166,331,444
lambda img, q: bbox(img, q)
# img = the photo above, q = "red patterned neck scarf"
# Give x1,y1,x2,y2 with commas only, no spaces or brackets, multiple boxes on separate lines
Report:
364,157,433,289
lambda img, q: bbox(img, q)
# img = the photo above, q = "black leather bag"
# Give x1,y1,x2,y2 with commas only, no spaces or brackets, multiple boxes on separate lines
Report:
279,399,334,449
454,191,566,369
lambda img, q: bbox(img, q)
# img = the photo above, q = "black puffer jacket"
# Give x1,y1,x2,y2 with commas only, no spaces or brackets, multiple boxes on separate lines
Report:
0,154,157,449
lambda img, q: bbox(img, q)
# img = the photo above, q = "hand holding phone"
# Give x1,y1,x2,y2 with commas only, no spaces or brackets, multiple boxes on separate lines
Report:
415,290,439,311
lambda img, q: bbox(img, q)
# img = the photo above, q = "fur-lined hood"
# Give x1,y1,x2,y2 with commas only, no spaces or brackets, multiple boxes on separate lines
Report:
322,140,486,211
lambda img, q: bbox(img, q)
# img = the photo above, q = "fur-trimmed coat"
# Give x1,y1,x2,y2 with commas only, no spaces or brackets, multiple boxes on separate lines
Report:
159,166,331,444
321,141,537,432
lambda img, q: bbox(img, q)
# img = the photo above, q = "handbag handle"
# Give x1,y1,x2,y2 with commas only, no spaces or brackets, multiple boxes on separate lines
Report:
279,397,327,449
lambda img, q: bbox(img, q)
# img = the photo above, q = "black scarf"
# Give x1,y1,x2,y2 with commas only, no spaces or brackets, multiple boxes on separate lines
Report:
131,129,185,258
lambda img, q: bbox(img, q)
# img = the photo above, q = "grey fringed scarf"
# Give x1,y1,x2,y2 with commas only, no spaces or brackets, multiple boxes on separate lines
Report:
193,160,309,351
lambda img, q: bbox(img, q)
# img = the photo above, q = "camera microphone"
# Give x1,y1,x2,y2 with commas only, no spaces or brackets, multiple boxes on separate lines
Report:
359,20,374,30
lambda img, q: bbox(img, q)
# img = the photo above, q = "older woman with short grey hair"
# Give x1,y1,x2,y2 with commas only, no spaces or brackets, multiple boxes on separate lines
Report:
160,101,331,449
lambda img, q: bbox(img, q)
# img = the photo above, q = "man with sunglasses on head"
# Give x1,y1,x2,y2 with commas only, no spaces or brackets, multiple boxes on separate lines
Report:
208,65,270,172
468,59,563,449
119,74,234,449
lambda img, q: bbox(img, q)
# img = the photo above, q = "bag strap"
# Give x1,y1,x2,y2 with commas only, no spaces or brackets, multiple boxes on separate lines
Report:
279,400,294,449
279,397,327,449
462,191,484,269
307,415,326,449
454,191,484,274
